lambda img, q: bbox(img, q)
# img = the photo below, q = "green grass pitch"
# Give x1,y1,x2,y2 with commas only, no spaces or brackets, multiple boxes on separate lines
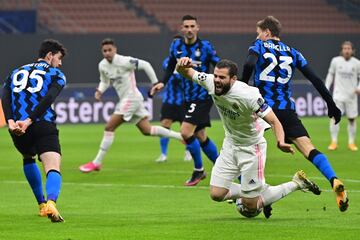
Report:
0,118,359,239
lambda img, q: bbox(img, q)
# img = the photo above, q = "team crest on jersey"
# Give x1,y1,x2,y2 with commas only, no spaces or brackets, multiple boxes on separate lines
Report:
195,48,201,57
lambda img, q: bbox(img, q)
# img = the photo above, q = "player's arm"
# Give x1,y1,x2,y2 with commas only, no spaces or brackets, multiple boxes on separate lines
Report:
325,58,335,90
263,111,294,154
96,65,110,101
356,61,360,95
240,52,258,84
207,43,220,66
1,76,22,135
299,64,341,124
136,59,159,84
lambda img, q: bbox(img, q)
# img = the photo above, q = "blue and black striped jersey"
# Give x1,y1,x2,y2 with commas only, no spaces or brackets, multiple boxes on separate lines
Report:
161,57,184,106
3,60,66,122
166,38,220,102
249,39,307,110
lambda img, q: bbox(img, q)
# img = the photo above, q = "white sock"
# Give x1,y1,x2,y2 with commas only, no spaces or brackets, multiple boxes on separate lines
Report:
258,181,298,208
150,126,182,140
93,131,115,165
348,121,356,144
330,119,339,143
223,183,242,200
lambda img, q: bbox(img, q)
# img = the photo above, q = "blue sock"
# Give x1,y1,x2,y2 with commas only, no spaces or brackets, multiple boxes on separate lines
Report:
46,170,62,202
200,138,218,164
309,149,336,182
185,136,203,169
23,160,45,204
160,137,169,155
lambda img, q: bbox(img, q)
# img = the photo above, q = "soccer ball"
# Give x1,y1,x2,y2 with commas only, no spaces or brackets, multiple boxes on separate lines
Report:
235,199,262,218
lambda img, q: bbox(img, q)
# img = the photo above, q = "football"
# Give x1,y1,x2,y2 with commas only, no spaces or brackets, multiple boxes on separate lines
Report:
235,199,262,218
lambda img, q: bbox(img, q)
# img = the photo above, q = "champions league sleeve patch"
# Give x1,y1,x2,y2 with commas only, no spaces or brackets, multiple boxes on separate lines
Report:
198,72,207,82
256,98,269,113
129,59,139,69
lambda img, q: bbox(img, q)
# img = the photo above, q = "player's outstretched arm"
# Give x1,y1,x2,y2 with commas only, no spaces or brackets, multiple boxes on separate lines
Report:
176,57,196,80
263,110,295,154
299,65,341,124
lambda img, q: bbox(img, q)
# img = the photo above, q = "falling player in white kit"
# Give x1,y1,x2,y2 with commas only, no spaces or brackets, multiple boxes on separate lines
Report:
79,38,183,173
176,57,321,218
326,41,360,151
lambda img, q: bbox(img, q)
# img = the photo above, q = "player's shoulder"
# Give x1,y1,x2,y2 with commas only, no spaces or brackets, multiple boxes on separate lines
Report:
231,81,260,98
248,39,263,53
199,39,213,46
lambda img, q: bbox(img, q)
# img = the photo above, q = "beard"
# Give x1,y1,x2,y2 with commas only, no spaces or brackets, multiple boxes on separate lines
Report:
215,83,231,96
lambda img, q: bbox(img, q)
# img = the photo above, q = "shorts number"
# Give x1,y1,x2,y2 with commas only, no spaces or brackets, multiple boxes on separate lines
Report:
12,69,46,93
188,103,197,113
259,53,293,84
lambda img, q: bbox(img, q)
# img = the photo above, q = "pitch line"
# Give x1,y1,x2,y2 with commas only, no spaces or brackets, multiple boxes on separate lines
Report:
1,180,360,193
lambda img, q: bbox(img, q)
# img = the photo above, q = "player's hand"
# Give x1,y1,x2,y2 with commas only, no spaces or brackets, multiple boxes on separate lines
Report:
150,82,164,96
95,89,102,101
176,57,195,71
327,103,341,124
277,141,295,154
8,120,23,136
16,118,32,135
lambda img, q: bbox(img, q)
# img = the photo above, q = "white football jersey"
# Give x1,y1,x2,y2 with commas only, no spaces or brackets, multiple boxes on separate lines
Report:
325,56,360,102
98,54,143,100
192,71,271,146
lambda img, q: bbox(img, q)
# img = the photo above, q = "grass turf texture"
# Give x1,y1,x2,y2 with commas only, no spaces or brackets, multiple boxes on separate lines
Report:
0,118,359,239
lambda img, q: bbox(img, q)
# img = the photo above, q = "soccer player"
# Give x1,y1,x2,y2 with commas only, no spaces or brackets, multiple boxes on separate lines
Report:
155,55,192,163
176,57,321,218
240,16,348,212
325,41,360,151
1,39,67,222
79,38,182,173
151,15,220,186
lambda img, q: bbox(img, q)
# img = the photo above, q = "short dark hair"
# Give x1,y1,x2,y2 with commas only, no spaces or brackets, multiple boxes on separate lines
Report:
215,59,238,78
257,16,282,37
101,38,116,47
182,15,197,22
38,39,67,58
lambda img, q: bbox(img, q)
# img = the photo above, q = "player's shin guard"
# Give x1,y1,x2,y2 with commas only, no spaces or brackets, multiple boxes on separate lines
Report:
23,158,45,204
185,136,203,170
93,131,115,165
46,170,62,202
151,126,182,140
308,149,337,184
160,137,170,155
200,137,218,164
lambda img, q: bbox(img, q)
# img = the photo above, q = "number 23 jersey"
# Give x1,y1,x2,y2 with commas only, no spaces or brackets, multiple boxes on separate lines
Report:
249,39,307,110
4,60,66,122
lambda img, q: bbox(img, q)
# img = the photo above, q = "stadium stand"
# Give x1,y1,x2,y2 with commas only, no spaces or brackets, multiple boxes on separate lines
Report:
133,0,360,33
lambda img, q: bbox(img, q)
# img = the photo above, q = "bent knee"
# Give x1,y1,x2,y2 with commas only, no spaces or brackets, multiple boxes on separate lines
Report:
210,192,226,202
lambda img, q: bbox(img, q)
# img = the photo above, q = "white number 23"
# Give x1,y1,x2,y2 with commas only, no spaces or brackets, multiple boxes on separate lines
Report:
259,53,292,84
12,69,46,93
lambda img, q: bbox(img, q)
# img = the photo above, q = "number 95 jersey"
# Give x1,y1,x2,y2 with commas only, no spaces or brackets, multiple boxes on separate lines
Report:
4,60,66,122
249,39,307,110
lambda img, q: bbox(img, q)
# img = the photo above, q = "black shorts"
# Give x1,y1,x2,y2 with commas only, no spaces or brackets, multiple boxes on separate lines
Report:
160,103,185,122
183,99,212,132
273,109,309,143
9,121,61,157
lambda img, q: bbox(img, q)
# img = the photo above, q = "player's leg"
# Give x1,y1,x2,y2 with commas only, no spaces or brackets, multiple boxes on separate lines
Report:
181,121,205,186
346,100,358,151
136,117,182,140
35,122,64,222
79,114,124,173
155,118,173,163
40,151,64,222
195,128,218,164
328,100,344,150
9,130,46,215
291,136,349,211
